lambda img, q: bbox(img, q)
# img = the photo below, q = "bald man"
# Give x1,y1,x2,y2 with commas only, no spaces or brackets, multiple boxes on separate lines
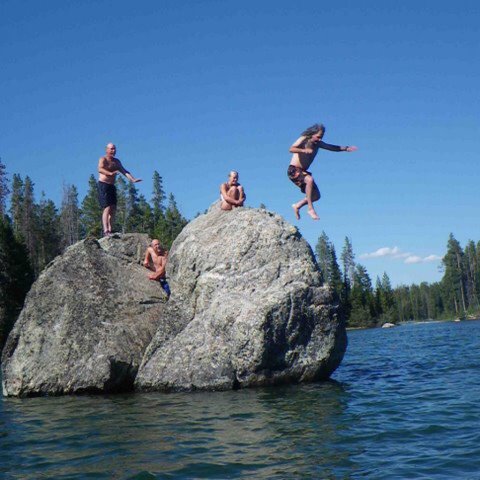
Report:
97,143,141,236
220,171,245,211
143,239,170,297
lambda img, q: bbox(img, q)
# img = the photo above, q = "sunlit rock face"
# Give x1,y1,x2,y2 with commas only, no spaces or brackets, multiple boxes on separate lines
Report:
2,234,167,397
136,206,346,392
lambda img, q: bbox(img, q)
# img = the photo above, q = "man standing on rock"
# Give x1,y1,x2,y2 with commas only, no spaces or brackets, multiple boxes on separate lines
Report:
288,123,357,221
220,171,245,211
143,239,170,297
98,143,142,236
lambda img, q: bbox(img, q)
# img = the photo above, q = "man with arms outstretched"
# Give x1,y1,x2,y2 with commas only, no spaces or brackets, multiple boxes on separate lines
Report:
220,170,245,211
97,143,142,236
288,123,357,221
143,239,170,297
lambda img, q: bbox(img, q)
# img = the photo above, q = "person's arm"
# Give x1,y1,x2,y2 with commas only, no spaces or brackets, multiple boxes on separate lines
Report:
318,141,358,152
289,136,312,154
98,157,117,177
238,186,246,205
117,160,142,183
149,262,166,280
143,248,152,267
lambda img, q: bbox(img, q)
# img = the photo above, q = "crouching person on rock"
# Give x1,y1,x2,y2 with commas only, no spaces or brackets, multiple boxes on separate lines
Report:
220,170,245,211
143,239,170,298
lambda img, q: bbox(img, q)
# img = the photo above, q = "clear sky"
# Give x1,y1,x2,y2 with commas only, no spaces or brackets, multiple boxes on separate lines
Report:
2,0,479,286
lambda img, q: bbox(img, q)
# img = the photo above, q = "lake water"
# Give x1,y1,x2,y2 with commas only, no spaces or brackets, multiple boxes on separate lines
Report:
1,320,480,479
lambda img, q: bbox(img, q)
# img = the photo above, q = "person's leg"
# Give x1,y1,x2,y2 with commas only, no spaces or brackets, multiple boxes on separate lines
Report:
304,176,320,220
102,207,110,235
107,205,116,234
160,279,171,297
221,187,239,210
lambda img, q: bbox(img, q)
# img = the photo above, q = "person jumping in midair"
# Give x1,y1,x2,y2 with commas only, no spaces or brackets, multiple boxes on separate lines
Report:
287,123,357,221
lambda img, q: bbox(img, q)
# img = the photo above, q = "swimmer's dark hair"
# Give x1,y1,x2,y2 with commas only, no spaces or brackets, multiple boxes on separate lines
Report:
301,123,326,138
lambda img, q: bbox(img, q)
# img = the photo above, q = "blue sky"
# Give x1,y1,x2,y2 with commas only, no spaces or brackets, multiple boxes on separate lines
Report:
2,0,479,286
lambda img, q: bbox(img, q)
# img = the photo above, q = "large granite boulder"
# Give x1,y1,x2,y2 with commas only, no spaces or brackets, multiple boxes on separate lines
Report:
2,234,166,397
135,206,346,392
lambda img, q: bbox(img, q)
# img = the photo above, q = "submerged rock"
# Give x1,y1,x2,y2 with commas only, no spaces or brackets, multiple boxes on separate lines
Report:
382,323,396,328
135,206,346,392
1,234,167,397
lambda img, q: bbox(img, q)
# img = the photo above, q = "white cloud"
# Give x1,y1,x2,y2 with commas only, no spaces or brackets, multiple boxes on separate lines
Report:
360,247,442,265
404,255,423,264
360,246,410,259
423,255,442,262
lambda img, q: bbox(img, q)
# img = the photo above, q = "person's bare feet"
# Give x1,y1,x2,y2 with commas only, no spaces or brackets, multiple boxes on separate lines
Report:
292,204,300,220
307,208,320,220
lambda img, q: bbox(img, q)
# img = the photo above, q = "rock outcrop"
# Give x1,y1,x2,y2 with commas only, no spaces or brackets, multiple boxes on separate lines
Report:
1,234,167,397
135,206,346,392
2,207,347,397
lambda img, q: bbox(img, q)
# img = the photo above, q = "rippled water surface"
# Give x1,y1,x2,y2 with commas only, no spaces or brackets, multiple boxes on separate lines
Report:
2,320,480,479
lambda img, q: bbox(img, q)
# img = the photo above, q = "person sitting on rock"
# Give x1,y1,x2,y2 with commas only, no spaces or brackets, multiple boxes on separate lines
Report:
220,170,245,211
143,239,170,297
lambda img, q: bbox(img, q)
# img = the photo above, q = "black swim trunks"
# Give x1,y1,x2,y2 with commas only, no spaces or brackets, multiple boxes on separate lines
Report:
287,165,312,194
97,181,117,208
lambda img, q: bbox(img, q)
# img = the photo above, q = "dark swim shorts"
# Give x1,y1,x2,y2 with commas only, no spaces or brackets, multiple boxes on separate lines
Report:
287,165,312,194
97,181,117,208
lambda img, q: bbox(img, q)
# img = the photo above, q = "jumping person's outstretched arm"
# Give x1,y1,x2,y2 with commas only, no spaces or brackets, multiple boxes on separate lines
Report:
318,141,358,152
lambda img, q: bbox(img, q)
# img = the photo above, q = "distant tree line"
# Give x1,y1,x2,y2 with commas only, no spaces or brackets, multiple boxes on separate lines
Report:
315,232,480,328
0,157,187,348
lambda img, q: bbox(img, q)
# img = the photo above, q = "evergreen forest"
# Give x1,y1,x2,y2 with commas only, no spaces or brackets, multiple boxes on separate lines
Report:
315,232,480,328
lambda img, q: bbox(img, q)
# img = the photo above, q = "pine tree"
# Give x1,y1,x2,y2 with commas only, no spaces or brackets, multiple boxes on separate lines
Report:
349,264,375,328
340,236,355,320
152,171,166,227
378,272,396,322
37,193,61,270
60,183,80,248
464,240,479,310
314,231,343,299
125,182,143,232
0,216,34,348
341,237,355,288
138,194,153,234
0,158,10,217
10,174,24,238
21,176,38,273
442,233,467,316
158,193,188,248
315,231,331,283
80,175,102,237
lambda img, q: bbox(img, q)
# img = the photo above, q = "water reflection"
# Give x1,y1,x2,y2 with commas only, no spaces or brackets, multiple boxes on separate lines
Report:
0,381,355,479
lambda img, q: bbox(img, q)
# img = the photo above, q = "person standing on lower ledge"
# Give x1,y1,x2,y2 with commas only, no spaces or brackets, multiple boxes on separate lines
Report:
97,143,142,236
143,239,171,297
287,123,357,221
220,170,245,211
